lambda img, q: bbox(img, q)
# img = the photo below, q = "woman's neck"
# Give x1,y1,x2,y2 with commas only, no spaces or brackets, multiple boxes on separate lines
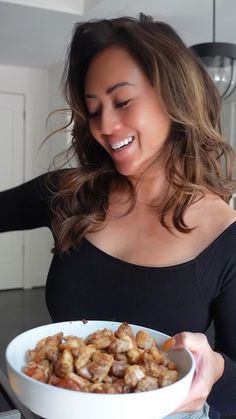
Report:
128,168,169,207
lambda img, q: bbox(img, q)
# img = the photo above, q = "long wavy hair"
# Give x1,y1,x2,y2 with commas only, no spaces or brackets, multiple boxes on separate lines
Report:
49,13,236,253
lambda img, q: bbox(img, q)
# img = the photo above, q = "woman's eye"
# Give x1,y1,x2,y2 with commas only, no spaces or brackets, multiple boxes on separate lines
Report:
115,100,130,109
87,100,131,118
88,110,100,119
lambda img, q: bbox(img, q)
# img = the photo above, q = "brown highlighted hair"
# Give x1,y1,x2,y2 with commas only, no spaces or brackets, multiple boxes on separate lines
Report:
49,14,236,253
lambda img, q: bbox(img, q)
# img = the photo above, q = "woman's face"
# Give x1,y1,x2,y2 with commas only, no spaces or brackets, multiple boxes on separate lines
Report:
85,46,171,178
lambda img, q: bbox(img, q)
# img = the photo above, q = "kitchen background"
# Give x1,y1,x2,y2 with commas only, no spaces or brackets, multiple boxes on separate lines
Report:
0,0,235,417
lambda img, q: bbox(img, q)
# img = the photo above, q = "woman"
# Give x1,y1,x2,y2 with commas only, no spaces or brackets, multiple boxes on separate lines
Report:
1,14,236,418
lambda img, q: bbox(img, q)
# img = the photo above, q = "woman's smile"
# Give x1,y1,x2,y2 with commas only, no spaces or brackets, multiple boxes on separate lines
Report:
110,135,134,151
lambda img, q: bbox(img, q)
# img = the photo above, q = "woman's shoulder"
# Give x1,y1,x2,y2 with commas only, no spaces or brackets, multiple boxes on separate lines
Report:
187,193,236,224
184,193,236,251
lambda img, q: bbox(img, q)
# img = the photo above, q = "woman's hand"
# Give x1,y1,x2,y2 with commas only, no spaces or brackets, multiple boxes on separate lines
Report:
171,332,225,412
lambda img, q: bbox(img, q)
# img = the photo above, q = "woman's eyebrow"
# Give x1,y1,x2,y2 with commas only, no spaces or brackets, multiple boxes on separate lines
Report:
85,81,135,99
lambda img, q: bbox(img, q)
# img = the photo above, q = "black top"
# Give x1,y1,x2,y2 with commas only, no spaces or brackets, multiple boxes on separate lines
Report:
0,173,236,415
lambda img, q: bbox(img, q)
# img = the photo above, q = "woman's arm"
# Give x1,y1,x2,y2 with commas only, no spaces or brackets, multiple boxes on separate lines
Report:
173,228,236,415
0,173,53,232
206,250,236,415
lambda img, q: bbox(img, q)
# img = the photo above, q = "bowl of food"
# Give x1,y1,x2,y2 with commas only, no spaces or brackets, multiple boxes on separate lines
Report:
6,321,195,419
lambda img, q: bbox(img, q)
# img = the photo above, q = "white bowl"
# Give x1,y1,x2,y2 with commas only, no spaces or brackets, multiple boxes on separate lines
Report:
6,321,195,419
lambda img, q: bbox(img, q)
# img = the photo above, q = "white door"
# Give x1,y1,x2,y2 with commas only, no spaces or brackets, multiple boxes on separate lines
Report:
0,92,24,289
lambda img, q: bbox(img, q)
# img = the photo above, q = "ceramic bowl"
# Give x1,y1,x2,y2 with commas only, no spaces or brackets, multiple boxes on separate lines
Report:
6,320,195,419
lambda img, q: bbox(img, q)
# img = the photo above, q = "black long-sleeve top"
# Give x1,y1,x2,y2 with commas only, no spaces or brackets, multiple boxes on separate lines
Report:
0,173,236,415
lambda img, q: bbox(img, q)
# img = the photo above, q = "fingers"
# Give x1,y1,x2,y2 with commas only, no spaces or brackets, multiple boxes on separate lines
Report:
169,331,224,414
171,332,208,352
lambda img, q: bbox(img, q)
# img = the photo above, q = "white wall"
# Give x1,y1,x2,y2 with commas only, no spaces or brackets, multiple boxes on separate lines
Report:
0,64,53,288
48,62,68,166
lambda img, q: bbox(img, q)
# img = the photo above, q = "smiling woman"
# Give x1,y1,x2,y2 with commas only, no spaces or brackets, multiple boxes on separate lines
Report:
0,13,236,419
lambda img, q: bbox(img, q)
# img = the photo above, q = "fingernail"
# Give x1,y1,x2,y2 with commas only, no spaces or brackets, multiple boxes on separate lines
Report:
162,337,176,350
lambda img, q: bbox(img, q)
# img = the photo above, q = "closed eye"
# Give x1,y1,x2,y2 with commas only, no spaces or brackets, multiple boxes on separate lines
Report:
115,100,131,109
88,110,100,119
88,99,132,119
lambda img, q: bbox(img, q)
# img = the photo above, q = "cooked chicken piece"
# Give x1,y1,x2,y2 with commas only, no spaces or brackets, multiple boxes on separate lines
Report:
76,365,93,380
27,333,63,363
67,372,91,388
48,373,60,386
135,376,159,392
115,322,134,339
105,378,124,394
136,331,156,350
92,351,113,364
23,360,52,383
139,351,153,364
103,374,113,384
111,360,128,378
127,348,144,364
54,349,74,378
109,335,134,353
159,369,179,387
124,365,145,388
164,360,177,370
148,346,164,364
49,373,80,391
88,352,113,382
49,372,91,391
85,329,114,349
88,382,105,393
74,344,96,371
59,335,84,351
88,379,124,394
114,353,128,362
140,352,163,378
33,333,63,352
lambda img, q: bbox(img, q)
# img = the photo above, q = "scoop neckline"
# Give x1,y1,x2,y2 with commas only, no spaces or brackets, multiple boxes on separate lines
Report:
82,220,236,271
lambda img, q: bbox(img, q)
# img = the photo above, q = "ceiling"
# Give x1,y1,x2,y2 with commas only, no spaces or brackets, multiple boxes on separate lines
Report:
0,0,236,69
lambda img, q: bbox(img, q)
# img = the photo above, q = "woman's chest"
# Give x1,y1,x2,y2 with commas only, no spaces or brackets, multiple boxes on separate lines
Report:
45,241,213,334
85,212,208,268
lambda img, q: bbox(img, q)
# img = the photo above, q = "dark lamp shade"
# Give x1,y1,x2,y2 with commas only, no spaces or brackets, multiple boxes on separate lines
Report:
191,42,236,100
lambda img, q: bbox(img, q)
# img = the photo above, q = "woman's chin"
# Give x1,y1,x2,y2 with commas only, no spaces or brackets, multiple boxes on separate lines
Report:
115,164,136,178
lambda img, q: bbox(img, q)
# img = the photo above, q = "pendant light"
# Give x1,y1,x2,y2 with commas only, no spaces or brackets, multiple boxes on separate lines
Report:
191,0,236,100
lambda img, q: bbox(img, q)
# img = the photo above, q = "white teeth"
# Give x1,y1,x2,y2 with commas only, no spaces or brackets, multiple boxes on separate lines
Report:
111,136,133,150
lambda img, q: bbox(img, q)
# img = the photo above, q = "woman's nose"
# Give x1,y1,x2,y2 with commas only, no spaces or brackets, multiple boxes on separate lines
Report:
100,109,122,135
